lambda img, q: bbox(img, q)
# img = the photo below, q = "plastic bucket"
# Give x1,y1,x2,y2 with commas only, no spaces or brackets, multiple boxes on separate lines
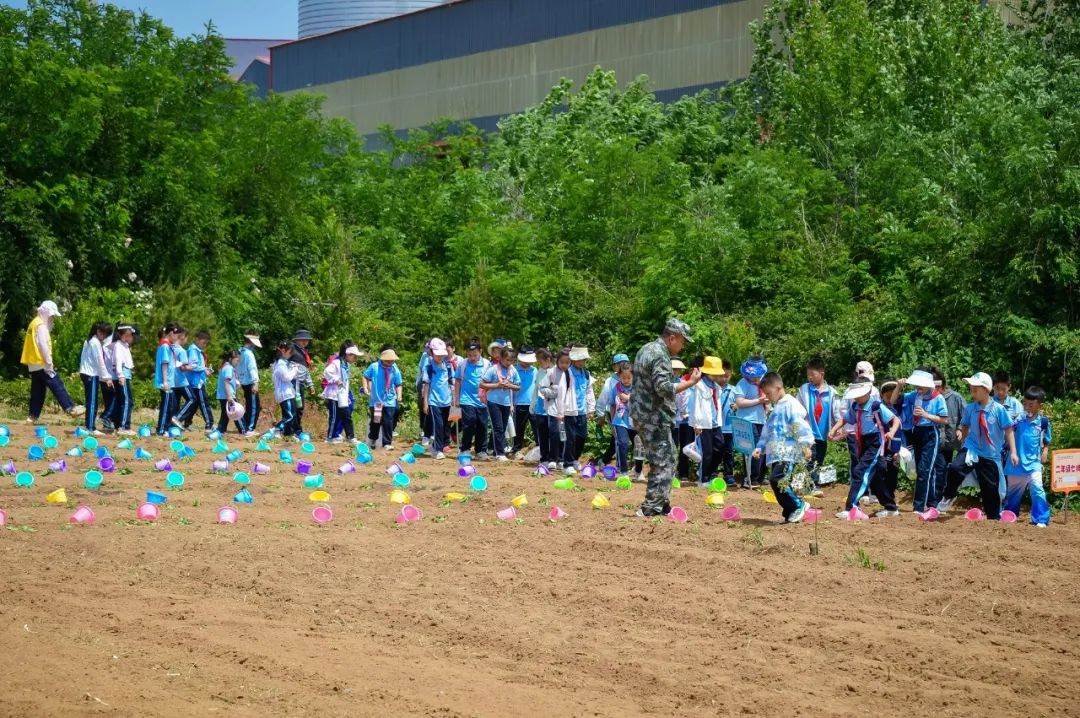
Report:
457,465,477,478
233,488,254,504
134,447,152,459
253,462,270,475
392,473,410,487
15,472,34,487
154,459,172,472
385,463,403,476
34,426,48,438
710,477,728,493
965,508,985,522
457,453,472,466
82,436,99,450
0,508,7,527
300,442,316,454
65,446,82,457
510,494,528,508
400,453,416,465
601,465,618,480
615,476,632,490
295,460,313,475
211,460,229,472
469,475,488,492
495,506,517,520
279,450,294,464
95,447,111,459
46,488,67,504
233,471,251,485
337,461,356,475
312,505,333,524
411,443,425,457
226,450,243,463
42,435,58,449
400,504,423,522
146,491,167,505
138,425,152,438
48,459,67,472
168,426,182,438
165,471,185,488
591,493,610,509
308,490,330,503
83,470,103,489
136,503,160,521
917,507,940,522
534,464,550,477
548,507,568,521
1000,510,1017,524
355,453,372,465
27,445,45,461
69,505,95,525
389,489,409,504
580,464,598,479
169,440,185,452
217,506,238,524
0,435,8,448
848,506,869,521
116,438,134,450
721,506,742,521
1,461,15,475
668,506,688,523
303,474,324,489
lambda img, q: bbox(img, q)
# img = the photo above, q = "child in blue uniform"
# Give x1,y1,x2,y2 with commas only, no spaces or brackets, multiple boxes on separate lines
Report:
215,349,242,435
511,347,538,459
422,339,455,459
796,357,837,496
609,361,643,477
734,355,770,489
237,334,262,436
154,323,180,435
895,369,949,512
938,373,1019,520
834,381,902,517
1004,386,1052,526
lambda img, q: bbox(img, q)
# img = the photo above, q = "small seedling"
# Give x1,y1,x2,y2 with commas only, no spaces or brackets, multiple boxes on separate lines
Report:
191,499,201,508
431,515,448,523
177,517,193,526
514,518,526,526
359,483,373,491
743,527,765,551
413,472,429,481
849,546,887,572
361,502,377,510
6,525,36,533
277,521,292,529
537,496,549,507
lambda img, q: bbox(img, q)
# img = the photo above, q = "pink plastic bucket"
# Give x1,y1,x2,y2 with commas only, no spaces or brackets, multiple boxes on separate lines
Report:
803,508,823,524
1000,510,1017,524
917,507,940,522
136,503,160,521
848,506,869,521
69,505,95,525
548,506,568,521
667,506,688,523
400,504,423,522
496,506,517,520
312,505,333,524
217,506,238,524
965,508,985,522
721,506,741,521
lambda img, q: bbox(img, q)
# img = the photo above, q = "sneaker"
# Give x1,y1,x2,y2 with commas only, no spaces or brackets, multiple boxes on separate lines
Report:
809,489,825,498
787,503,807,524
170,417,185,430
835,510,850,519
936,497,954,512
90,429,104,437
116,429,136,436
860,494,877,505
564,466,577,476
477,452,492,461
421,437,430,447
497,455,509,463
100,418,115,431
383,444,394,451
1035,523,1047,528
435,451,446,460
874,509,901,518
632,472,647,484
349,438,360,445
328,437,343,445
741,478,753,490
25,417,37,424
546,462,557,470
242,431,258,438
67,405,86,417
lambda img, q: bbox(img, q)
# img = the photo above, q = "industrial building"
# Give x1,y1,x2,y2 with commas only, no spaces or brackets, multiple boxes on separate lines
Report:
245,0,769,141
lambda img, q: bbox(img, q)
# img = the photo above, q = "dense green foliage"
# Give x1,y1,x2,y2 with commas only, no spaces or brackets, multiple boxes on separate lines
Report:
2,0,1080,403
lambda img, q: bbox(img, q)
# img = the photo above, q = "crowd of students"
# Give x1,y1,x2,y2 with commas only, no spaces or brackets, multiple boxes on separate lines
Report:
21,302,1053,526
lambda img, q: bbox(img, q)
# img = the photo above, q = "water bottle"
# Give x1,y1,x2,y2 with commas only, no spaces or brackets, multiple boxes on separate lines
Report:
559,421,567,442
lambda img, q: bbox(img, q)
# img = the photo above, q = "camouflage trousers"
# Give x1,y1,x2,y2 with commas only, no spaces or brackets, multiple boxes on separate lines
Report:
638,419,675,514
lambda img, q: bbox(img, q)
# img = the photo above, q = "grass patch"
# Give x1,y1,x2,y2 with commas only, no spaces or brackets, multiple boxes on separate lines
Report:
848,546,887,572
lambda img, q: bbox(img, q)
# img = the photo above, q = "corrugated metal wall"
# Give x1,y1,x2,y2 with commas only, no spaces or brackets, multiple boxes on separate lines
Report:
273,0,750,91
282,0,766,136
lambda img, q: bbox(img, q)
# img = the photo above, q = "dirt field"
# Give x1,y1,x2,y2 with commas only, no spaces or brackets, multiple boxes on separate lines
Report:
1,414,1079,718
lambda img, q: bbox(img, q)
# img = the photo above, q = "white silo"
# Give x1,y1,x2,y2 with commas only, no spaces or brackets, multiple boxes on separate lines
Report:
298,0,452,39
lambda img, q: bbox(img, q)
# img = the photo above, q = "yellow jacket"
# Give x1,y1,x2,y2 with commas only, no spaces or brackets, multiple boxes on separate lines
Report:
20,316,49,366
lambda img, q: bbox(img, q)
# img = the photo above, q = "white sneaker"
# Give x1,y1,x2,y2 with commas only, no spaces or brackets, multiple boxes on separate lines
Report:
546,462,557,469
382,444,394,451
809,489,825,498
328,437,343,445
1035,523,1047,528
564,466,577,476
90,429,104,437
116,429,136,437
421,437,430,446
874,509,900,518
860,494,877,505
242,431,258,438
68,405,86,417
476,452,491,461
497,455,509,463
349,438,360,445
835,510,850,519
936,498,954,512
787,503,807,524
170,417,185,430
435,451,446,460
631,472,647,484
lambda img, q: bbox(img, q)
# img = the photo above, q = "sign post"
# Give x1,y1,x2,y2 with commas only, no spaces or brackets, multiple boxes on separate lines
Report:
730,417,756,485
1050,450,1080,524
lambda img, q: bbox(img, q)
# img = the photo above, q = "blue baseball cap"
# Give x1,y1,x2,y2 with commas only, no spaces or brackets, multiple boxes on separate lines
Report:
612,353,629,364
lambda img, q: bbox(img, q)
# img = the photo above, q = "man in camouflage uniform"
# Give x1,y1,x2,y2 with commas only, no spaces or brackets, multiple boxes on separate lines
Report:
631,319,702,516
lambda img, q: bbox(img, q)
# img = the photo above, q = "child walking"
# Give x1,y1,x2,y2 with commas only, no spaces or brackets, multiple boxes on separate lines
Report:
154,323,180,435
893,369,949,512
688,356,727,487
752,372,813,523
532,348,554,465
422,338,455,459
511,347,538,459
539,349,573,471
175,330,214,432
734,355,770,488
322,341,362,444
271,341,300,438
78,321,113,434
832,381,902,517
1004,386,1052,527
215,349,243,435
938,372,1018,520
238,334,262,437
108,324,137,435
610,361,644,478
482,349,522,462
364,346,404,450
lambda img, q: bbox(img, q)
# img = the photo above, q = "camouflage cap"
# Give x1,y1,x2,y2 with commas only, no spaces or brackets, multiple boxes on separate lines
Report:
664,318,693,341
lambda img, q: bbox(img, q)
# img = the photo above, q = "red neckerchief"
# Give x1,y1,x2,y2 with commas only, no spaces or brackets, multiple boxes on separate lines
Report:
300,346,312,368
706,379,718,412
979,404,994,450
811,385,825,423
855,403,865,456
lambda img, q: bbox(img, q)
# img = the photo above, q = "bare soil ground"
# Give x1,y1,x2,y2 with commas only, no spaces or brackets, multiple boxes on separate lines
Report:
1,414,1079,717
